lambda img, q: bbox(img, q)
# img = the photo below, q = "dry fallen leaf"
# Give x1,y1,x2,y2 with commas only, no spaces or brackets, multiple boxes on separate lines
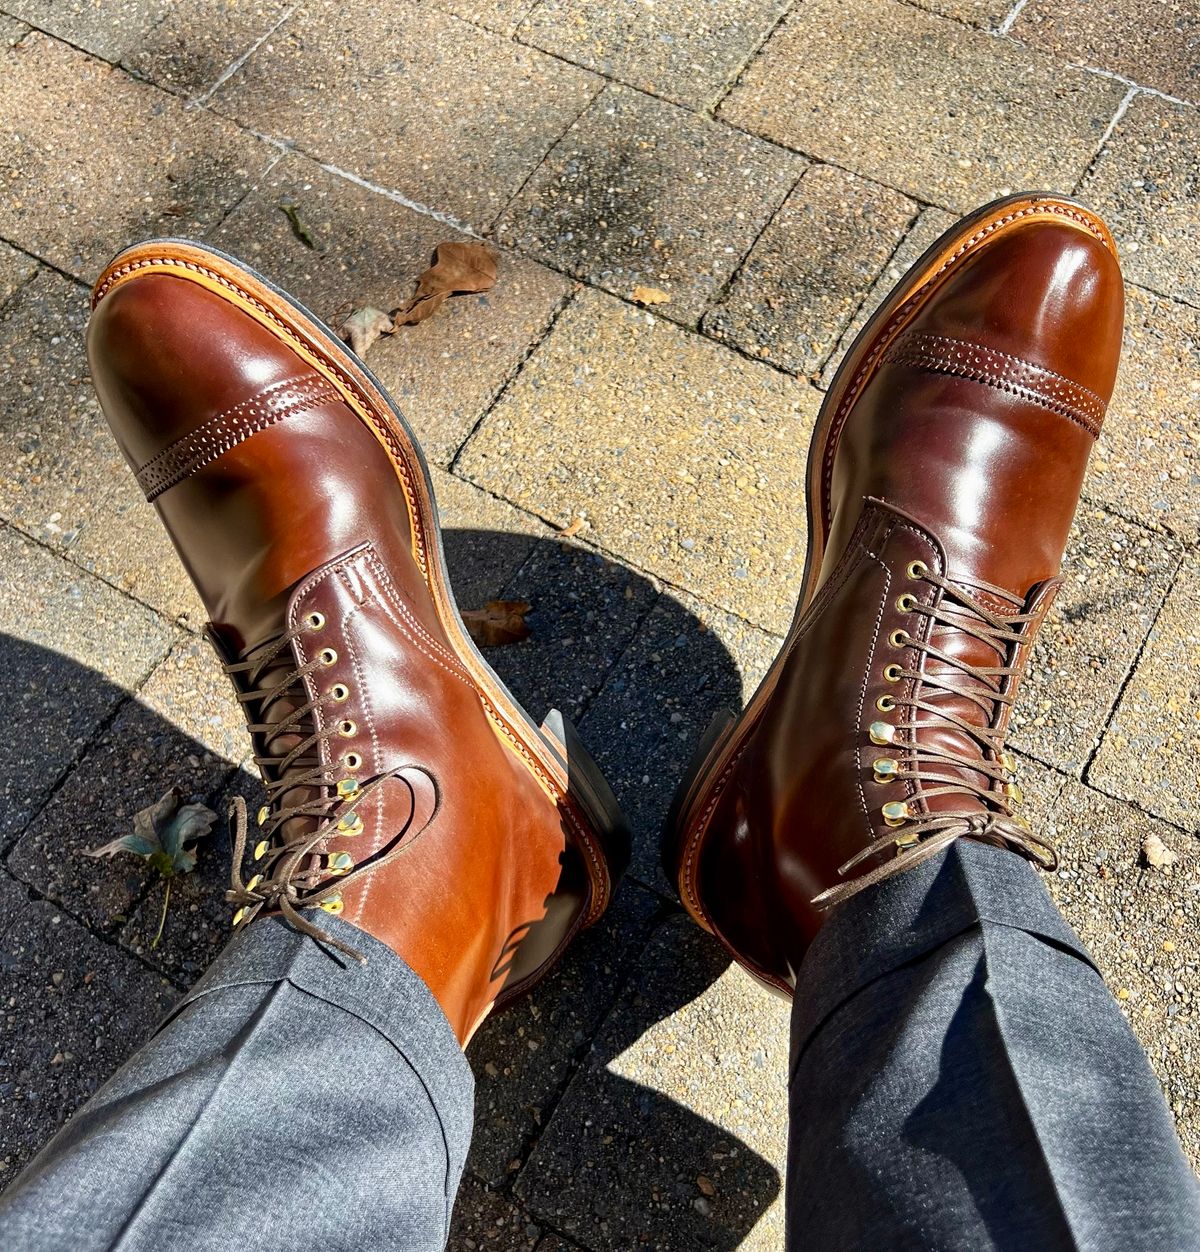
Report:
462,600,531,648
1143,833,1179,869
558,516,587,539
341,306,393,357
631,285,670,306
696,1175,716,1197
393,241,498,327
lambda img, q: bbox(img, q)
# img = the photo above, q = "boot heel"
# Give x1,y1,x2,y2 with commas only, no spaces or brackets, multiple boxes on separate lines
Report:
540,709,632,890
661,707,737,891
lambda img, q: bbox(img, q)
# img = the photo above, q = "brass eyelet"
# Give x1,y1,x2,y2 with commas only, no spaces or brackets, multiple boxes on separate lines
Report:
1000,750,1017,773
318,648,338,667
327,851,353,876
883,663,903,683
896,593,917,613
868,720,896,746
889,629,909,648
882,800,910,828
337,778,360,799
906,560,928,580
337,812,364,837
876,694,896,713
253,839,269,861
320,895,344,915
342,752,363,771
330,683,351,703
873,757,899,782
305,611,326,632
232,907,248,927
338,719,357,738
247,873,262,892
894,830,921,850
256,804,269,827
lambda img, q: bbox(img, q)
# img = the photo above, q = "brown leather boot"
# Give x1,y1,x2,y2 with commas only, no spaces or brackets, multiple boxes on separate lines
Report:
664,194,1124,993
88,241,629,1043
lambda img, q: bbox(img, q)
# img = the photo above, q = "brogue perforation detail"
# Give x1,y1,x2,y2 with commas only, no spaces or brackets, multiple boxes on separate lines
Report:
135,373,341,501
882,331,1106,437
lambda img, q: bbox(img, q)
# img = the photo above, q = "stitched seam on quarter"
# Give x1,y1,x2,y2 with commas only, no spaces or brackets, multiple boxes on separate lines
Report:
136,374,340,501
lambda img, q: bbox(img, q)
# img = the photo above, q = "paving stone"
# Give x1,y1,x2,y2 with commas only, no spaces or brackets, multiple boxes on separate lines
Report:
0,0,168,62
719,0,1125,212
820,205,958,386
520,915,787,1250
434,469,553,612
467,881,664,1185
0,269,206,624
1008,750,1068,837
1091,556,1200,829
124,0,292,98
1086,285,1200,539
579,589,779,888
0,14,27,45
0,526,172,846
0,883,176,1185
1043,782,1200,1168
1014,0,1200,104
429,0,535,36
902,0,1014,28
210,155,573,465
518,0,789,110
0,241,36,308
211,4,599,232
117,763,260,982
1079,93,1200,309
704,164,916,377
1,0,289,97
449,1176,542,1251
1009,508,1180,776
496,85,803,325
459,290,820,633
8,635,245,932
0,32,273,280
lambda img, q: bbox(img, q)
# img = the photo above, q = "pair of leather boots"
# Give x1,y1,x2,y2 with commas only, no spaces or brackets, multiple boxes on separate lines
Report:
87,193,1123,1043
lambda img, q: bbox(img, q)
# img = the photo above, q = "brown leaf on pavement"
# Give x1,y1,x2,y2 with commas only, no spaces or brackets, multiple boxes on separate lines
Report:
393,241,498,327
1143,833,1179,869
341,306,393,357
631,285,670,306
462,600,532,648
558,516,587,539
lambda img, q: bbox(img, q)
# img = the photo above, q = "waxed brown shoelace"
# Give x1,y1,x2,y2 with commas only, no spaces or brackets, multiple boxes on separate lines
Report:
222,624,411,962
812,567,1058,911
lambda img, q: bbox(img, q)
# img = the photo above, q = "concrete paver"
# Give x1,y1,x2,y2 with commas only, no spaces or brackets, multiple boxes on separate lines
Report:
0,32,273,280
518,0,789,110
1090,555,1200,831
0,525,173,845
1079,92,1200,309
1086,285,1200,540
720,0,1125,212
1015,0,1200,104
496,85,803,325
211,3,600,232
460,289,820,634
0,874,176,1186
0,268,206,623
704,164,916,376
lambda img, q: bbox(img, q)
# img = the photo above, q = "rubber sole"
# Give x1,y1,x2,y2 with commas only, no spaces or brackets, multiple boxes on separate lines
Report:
92,239,631,1012
662,193,1116,994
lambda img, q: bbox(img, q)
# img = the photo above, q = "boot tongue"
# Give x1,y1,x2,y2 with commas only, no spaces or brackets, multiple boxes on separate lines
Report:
911,577,1021,818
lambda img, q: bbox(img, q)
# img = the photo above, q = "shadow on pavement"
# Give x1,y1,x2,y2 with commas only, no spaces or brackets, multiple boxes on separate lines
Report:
0,525,782,1248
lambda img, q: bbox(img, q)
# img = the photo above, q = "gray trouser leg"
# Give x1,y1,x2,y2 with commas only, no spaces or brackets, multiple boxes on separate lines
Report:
0,917,473,1252
786,840,1200,1251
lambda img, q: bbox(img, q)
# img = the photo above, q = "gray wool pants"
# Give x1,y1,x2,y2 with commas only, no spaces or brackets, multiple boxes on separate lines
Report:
1,842,1196,1251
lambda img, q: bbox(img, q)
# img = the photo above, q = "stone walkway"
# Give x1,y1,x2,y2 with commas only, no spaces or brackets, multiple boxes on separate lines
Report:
1,2,1197,1246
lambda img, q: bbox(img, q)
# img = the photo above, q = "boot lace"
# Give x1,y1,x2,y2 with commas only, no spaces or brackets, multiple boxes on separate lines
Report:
813,560,1058,910
222,617,411,962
